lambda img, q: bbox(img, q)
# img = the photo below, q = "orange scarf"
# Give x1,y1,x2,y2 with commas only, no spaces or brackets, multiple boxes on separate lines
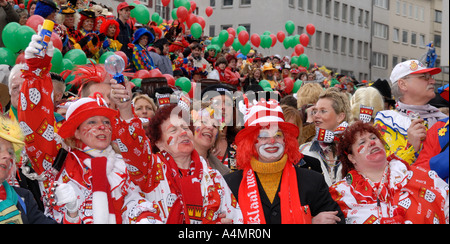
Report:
238,157,312,224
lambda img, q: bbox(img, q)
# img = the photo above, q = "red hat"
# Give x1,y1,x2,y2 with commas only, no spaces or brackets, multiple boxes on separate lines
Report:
117,2,135,13
58,95,117,139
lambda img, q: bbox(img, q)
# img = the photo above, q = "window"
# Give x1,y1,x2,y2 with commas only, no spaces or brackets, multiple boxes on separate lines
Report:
411,32,417,46
241,0,251,6
349,38,354,56
341,37,347,54
374,22,388,39
297,26,304,35
364,11,370,27
224,0,233,7
395,0,400,15
393,56,399,67
240,24,251,34
210,0,216,7
298,0,304,10
364,42,369,59
350,6,355,24
435,10,442,23
289,0,294,7
393,28,400,42
307,0,313,12
315,30,322,49
342,4,347,22
373,52,388,69
334,1,340,19
325,0,331,17
358,9,364,25
419,34,426,47
333,35,339,53
402,30,408,44
374,0,389,9
209,25,216,37
434,35,441,47
324,32,330,51
316,0,322,15
357,40,362,57
402,2,407,16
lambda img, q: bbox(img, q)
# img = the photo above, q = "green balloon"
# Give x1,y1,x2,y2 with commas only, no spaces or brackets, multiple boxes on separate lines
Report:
174,0,183,7
263,87,273,92
291,56,299,66
232,38,242,51
0,47,16,66
261,35,272,49
50,49,63,73
151,13,160,23
175,77,191,93
171,8,178,20
16,25,35,52
293,80,303,93
62,58,74,71
2,22,21,53
191,23,203,39
262,31,271,36
285,20,295,35
132,5,150,25
218,30,229,44
241,43,251,56
99,51,114,64
236,26,247,35
211,36,221,46
64,49,87,65
87,58,97,65
179,0,191,10
259,80,271,89
299,54,309,68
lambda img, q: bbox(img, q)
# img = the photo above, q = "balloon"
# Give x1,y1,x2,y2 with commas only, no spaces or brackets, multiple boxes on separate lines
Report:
16,25,35,52
190,23,203,39
299,54,309,68
131,5,150,25
236,26,247,35
261,35,272,49
241,43,251,56
179,0,191,11
131,78,142,88
238,30,249,46
299,34,309,47
161,0,170,6
292,80,303,93
148,68,163,77
186,13,197,28
205,6,213,17
294,44,304,55
227,28,236,37
2,22,21,53
0,47,16,66
232,38,242,51
188,81,196,98
134,70,150,79
152,12,161,23
51,32,63,51
285,20,295,35
262,31,271,36
175,77,191,93
171,8,178,20
62,58,74,71
99,51,115,64
50,48,63,73
190,1,197,12
263,87,273,92
64,49,87,65
270,34,277,47
224,34,234,47
283,77,294,94
291,56,299,66
114,51,128,66
176,6,189,22
259,80,271,89
250,34,260,48
277,31,286,43
306,24,316,35
87,58,97,65
197,16,206,29
15,52,25,64
174,0,182,7
163,74,176,88
218,30,229,44
25,14,44,32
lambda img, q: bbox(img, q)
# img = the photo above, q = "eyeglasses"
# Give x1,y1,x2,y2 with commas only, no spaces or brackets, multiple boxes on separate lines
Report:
403,73,435,81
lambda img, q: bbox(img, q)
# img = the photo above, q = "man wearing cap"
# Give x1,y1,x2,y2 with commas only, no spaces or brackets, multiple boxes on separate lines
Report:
116,2,135,62
374,60,447,165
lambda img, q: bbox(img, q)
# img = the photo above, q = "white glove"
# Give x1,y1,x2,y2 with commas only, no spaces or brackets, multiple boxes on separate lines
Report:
24,25,55,59
54,183,78,214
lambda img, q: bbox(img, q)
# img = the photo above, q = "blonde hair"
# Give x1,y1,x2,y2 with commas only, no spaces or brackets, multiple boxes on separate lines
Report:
350,87,384,122
296,83,323,108
318,87,351,122
281,105,302,144
132,94,158,112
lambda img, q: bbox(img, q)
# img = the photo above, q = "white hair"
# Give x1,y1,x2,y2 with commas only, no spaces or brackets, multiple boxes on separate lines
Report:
8,63,26,95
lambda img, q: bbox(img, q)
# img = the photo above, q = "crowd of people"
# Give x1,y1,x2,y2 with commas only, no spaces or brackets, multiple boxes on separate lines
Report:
0,0,449,224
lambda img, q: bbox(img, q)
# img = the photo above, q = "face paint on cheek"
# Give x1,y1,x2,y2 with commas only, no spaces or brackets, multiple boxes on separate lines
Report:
357,145,366,154
194,127,201,136
167,136,175,146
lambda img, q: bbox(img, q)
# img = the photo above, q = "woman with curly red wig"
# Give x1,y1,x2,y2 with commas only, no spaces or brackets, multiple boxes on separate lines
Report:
330,121,449,224
224,96,344,224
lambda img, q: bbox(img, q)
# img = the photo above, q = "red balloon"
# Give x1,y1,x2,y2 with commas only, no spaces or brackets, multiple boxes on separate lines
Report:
148,68,163,78
161,0,170,6
299,34,309,47
238,30,249,46
188,81,196,99
250,34,260,48
16,52,26,64
225,34,235,47
163,74,176,88
26,15,44,32
190,1,197,13
306,24,316,35
197,16,206,30
270,34,277,47
277,31,285,43
134,70,150,79
205,6,214,17
114,51,128,66
294,44,304,55
177,6,188,22
284,77,294,94
50,32,63,51
186,13,197,28
227,28,236,38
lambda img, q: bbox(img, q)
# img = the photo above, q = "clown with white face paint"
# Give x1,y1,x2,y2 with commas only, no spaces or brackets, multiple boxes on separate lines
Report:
255,127,286,163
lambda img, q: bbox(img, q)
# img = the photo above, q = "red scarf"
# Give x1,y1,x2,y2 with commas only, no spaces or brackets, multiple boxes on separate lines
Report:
158,150,205,224
238,160,312,224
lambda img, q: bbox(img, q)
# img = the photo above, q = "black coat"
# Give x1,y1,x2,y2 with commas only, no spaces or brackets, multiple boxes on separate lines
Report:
14,187,57,224
224,155,345,224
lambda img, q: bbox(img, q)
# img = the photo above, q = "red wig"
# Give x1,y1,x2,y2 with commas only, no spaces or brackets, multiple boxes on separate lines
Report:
69,64,111,95
235,123,302,170
100,19,120,39
78,14,97,32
